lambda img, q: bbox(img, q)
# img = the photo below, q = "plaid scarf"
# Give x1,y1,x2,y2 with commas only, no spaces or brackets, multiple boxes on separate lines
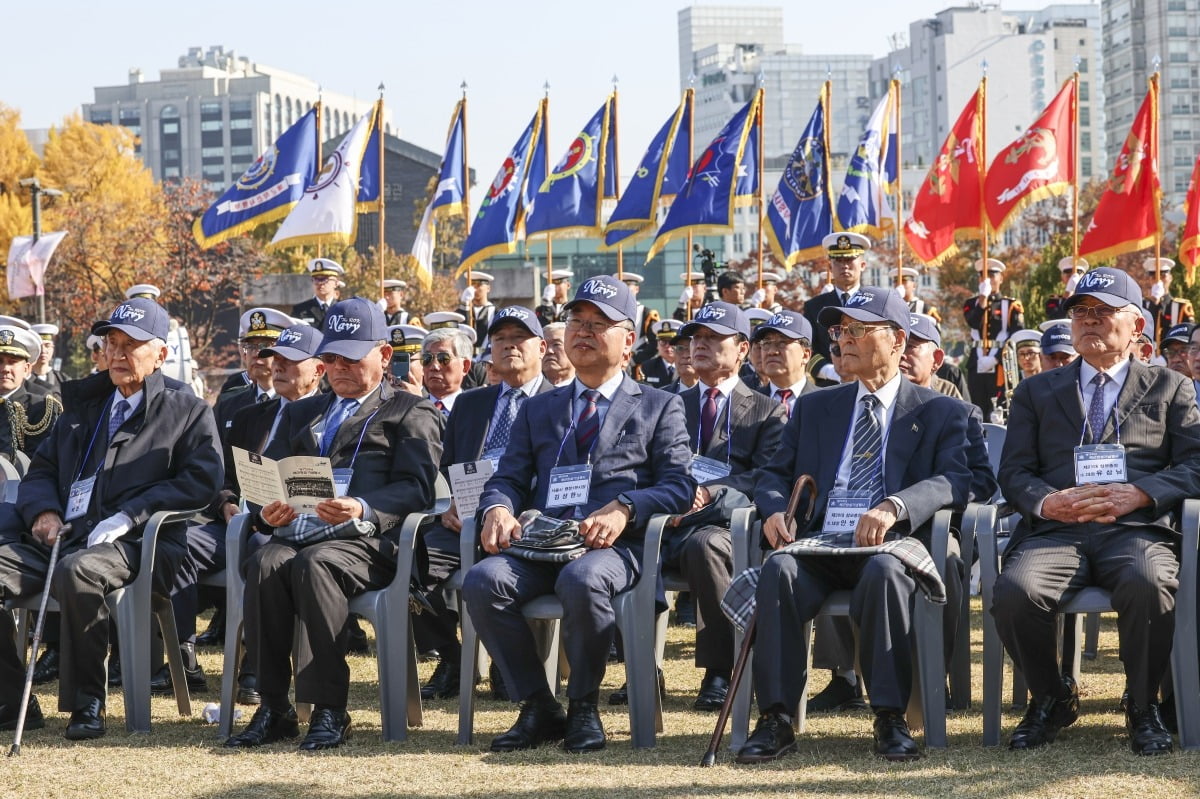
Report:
273,514,377,546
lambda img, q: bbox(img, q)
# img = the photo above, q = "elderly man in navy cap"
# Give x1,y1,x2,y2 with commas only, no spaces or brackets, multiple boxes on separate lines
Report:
1159,323,1194,378
993,267,1200,755
0,297,223,739
738,287,971,764
464,276,695,753
226,298,443,751
751,310,819,418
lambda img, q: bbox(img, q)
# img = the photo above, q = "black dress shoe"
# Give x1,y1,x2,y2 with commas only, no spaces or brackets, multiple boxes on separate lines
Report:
1009,682,1080,750
693,671,730,712
873,710,921,761
299,707,352,751
489,662,511,702
346,617,369,654
420,656,461,700
807,673,867,713
225,705,300,748
735,710,797,763
1159,693,1178,735
490,699,567,751
64,697,105,740
0,694,44,732
674,593,696,627
236,673,262,706
608,668,665,706
150,662,208,695
31,647,60,685
563,699,606,752
107,657,122,688
195,608,226,647
1126,701,1173,755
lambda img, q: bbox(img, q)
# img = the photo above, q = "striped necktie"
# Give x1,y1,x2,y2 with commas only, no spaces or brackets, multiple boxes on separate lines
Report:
574,389,601,452
847,395,885,507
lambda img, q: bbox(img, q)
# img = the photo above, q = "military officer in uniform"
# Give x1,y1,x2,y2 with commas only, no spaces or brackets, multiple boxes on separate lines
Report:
639,320,681,388
535,270,574,327
673,272,708,322
803,232,873,386
962,258,1025,421
456,271,497,348
900,268,939,321
28,324,68,395
290,258,344,328
213,308,294,439
381,279,411,326
1142,257,1193,350
1045,257,1087,321
0,325,62,463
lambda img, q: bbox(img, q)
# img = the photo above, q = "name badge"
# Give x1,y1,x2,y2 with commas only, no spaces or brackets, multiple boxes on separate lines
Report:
1074,444,1127,485
822,490,874,534
546,464,592,510
332,467,354,497
690,454,732,484
65,476,96,521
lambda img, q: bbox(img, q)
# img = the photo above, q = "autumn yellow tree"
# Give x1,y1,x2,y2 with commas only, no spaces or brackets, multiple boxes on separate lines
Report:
0,103,38,263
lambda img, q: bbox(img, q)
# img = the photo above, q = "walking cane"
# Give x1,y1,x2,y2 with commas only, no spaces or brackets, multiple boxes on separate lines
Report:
9,522,71,757
700,477,815,766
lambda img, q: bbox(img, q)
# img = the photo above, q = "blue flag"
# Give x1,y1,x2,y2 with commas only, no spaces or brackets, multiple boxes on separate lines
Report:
457,104,544,277
525,95,615,238
836,82,899,237
430,99,468,218
646,89,761,261
764,85,834,267
193,107,319,248
604,90,692,248
356,101,384,212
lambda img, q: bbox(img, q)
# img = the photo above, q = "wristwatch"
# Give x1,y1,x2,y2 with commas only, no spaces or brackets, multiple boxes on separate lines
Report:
616,493,637,525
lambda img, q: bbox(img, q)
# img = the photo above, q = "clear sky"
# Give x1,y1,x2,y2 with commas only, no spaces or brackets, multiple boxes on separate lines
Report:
3,0,951,187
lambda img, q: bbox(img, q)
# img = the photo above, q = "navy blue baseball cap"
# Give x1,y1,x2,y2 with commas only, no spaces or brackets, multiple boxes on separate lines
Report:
563,275,637,322
750,309,813,343
680,301,750,338
818,286,911,333
488,305,544,338
1163,323,1194,346
261,323,323,361
907,313,942,347
1041,322,1076,355
1062,267,1142,310
317,297,388,360
96,297,170,342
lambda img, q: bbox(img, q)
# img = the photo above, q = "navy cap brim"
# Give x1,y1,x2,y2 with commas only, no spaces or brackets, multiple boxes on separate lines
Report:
94,322,160,342
680,319,741,338
818,305,892,328
1061,291,1137,310
487,316,542,338
316,338,380,361
260,345,315,361
563,297,629,322
751,325,803,342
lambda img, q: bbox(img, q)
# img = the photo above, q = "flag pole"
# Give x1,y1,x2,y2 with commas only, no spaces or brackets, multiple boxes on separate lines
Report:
893,74,904,287
755,80,765,292
376,86,386,299
979,72,989,280
1152,67,1162,272
612,76,624,280
542,84,553,290
461,84,474,328
686,75,696,321
823,79,834,294
1071,67,1080,261
315,91,323,260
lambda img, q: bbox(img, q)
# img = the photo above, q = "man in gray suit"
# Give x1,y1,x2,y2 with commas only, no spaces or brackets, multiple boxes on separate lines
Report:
464,276,695,753
993,267,1200,755
737,288,971,763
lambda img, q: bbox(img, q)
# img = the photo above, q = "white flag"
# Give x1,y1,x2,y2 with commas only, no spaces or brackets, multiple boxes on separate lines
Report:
269,108,376,250
6,231,68,299
410,202,435,290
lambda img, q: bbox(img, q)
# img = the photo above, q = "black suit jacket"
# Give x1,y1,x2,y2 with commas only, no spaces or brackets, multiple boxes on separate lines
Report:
455,303,495,348
640,355,674,388
998,357,1200,546
263,381,443,539
0,382,62,461
679,379,786,496
291,297,330,328
213,395,282,512
802,289,845,372
441,379,554,470
214,384,266,442
219,371,251,395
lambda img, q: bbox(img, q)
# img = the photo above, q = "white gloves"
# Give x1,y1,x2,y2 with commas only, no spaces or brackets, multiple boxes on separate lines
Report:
818,363,840,382
460,286,475,305
976,351,998,373
679,287,692,305
88,512,133,548
820,282,835,295
749,288,766,306
1150,280,1165,301
1065,274,1080,294
978,279,992,299
895,285,907,298
542,284,555,303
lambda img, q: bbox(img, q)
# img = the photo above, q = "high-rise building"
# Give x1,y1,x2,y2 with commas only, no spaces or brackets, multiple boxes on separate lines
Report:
82,46,392,190
1102,0,1198,206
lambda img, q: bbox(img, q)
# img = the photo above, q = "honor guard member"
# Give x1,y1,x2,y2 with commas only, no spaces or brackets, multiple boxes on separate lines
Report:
618,271,647,335
673,272,708,321
0,297,223,739
414,306,554,701
225,297,442,751
1142,257,1193,346
804,232,873,386
0,325,63,463
28,324,68,395
381,279,411,326
737,288,972,764
752,272,784,315
639,319,681,387
541,322,575,387
664,301,786,711
1009,329,1044,381
900,268,940,321
1040,321,1078,371
87,333,107,374
290,258,344,328
1160,323,1194,378
752,311,819,418
214,308,293,440
535,269,574,327
1045,257,1088,321
963,258,1025,420
456,271,497,348
992,267,1200,755
386,324,425,393
617,272,657,367
463,275,695,753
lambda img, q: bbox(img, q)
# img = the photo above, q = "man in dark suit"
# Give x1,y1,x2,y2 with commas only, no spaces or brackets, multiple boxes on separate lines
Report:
752,311,820,418
0,297,223,739
993,267,1200,755
289,258,343,328
225,298,442,751
214,307,295,439
665,301,785,710
737,288,971,763
802,232,873,385
463,276,695,753
414,306,553,699
638,319,681,387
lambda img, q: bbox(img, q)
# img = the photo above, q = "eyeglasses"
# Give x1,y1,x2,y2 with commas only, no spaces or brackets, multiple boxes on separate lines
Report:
1066,304,1130,319
318,353,362,366
565,317,623,335
421,351,457,367
312,275,335,283
240,340,274,354
756,336,802,352
827,322,892,341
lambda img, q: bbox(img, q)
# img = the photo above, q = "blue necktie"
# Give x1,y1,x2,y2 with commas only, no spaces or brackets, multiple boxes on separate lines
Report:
575,389,601,452
1087,373,1109,444
483,388,522,453
320,397,359,456
847,395,885,507
108,399,130,441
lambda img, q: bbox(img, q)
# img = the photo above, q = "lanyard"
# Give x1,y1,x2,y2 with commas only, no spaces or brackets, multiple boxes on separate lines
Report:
338,407,381,470
74,397,114,482
555,395,601,467
694,394,734,465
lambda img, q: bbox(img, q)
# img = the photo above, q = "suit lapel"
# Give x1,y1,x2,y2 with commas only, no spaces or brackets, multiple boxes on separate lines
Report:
332,383,389,454
1109,358,1153,439
817,384,856,494
470,385,502,457
711,382,751,456
1050,360,1086,440
680,386,701,451
884,380,924,494
593,376,640,460
550,384,578,464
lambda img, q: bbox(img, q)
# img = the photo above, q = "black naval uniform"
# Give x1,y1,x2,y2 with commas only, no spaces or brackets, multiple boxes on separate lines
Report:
534,302,567,327
456,303,496,348
1143,294,1194,345
290,297,332,329
962,294,1024,421
0,383,62,464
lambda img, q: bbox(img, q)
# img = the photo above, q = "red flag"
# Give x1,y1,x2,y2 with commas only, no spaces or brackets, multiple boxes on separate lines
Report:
1180,153,1200,283
904,85,985,266
1079,75,1161,262
985,79,1075,234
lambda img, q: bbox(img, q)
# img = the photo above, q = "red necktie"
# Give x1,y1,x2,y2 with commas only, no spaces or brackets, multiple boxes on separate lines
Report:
776,388,794,419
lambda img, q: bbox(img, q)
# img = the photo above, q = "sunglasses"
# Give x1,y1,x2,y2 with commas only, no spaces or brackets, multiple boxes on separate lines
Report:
318,353,362,366
421,352,457,367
